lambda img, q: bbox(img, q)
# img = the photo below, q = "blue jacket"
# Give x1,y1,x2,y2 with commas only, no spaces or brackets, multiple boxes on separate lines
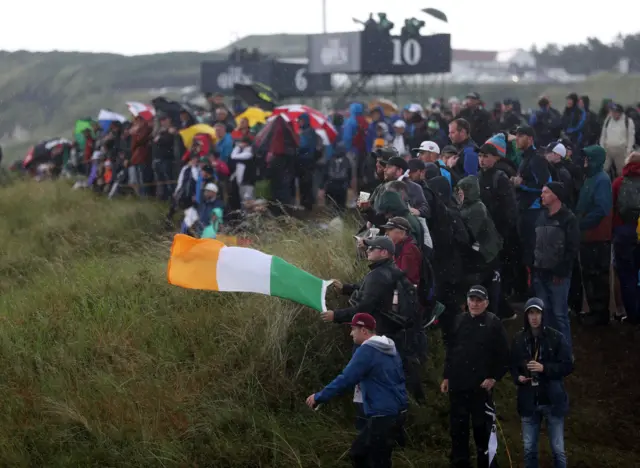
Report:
576,145,612,231
315,335,407,417
216,133,233,163
510,314,573,417
342,103,364,153
562,107,587,147
297,113,318,161
455,139,479,176
436,159,453,187
516,146,551,211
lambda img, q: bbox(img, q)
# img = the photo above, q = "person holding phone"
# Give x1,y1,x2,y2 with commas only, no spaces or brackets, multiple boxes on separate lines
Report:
510,297,574,468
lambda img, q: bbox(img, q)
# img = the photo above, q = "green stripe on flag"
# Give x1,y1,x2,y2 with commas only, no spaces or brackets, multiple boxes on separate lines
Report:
270,256,331,312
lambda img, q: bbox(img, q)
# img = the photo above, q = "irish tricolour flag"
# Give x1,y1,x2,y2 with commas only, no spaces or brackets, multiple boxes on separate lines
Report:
167,234,333,312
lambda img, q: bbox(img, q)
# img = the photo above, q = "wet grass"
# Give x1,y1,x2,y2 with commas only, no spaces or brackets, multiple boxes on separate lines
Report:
0,180,637,467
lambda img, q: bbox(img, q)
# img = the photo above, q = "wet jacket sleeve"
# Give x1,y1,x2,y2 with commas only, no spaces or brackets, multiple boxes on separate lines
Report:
565,109,586,136
488,318,510,381
579,177,612,231
408,183,430,218
315,346,373,403
334,272,390,323
555,213,580,278
463,146,479,176
519,156,549,194
509,335,525,385
496,174,518,230
395,245,421,285
542,331,574,380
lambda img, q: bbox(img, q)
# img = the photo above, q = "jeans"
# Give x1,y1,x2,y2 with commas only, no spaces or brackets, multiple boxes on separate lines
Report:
533,272,573,354
521,405,566,468
350,413,406,468
613,226,640,323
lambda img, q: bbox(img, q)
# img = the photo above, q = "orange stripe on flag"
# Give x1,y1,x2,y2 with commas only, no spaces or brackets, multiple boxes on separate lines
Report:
167,234,225,291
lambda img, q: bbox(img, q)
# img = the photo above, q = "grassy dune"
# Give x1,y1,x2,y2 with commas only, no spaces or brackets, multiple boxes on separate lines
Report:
0,181,638,467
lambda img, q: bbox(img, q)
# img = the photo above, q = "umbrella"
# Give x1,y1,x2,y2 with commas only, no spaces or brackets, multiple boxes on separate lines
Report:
254,114,299,155
152,97,197,128
179,124,217,149
126,101,155,121
74,119,94,136
97,109,127,134
272,104,338,143
233,83,278,111
235,107,271,128
422,8,448,23
369,98,399,116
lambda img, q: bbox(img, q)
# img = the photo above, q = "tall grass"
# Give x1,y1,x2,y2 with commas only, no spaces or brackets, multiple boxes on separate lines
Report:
0,180,635,467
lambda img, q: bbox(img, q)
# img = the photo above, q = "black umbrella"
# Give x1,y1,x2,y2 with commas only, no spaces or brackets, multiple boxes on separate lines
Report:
233,83,278,111
254,115,298,154
422,8,448,23
151,97,197,128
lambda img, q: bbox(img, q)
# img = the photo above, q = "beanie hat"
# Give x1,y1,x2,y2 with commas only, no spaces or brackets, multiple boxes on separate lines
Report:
545,181,565,202
484,133,507,158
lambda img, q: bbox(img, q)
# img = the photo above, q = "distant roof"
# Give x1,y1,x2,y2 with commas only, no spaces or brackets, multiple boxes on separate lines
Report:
452,49,498,62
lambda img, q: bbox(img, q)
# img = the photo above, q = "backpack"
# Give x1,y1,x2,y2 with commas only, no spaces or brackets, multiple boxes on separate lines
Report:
383,272,420,332
327,156,350,183
617,176,640,223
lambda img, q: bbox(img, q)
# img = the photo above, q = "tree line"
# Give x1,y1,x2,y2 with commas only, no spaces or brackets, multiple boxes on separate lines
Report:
532,32,640,75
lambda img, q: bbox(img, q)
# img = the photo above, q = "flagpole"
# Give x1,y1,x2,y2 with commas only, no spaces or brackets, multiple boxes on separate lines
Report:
322,0,327,33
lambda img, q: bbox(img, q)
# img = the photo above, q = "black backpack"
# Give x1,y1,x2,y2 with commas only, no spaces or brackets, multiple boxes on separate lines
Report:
383,272,420,332
617,176,640,224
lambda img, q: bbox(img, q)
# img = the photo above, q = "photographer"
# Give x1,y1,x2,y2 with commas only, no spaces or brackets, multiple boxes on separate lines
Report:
510,298,573,468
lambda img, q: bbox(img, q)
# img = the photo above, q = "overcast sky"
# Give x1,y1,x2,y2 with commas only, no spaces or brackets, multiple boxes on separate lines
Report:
2,1,637,55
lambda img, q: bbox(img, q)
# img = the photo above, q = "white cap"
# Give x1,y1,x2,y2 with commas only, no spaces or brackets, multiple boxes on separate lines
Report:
413,141,440,154
204,182,219,192
550,143,567,158
393,120,406,129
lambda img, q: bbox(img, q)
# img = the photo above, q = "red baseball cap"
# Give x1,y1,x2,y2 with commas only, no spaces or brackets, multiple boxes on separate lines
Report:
350,313,376,330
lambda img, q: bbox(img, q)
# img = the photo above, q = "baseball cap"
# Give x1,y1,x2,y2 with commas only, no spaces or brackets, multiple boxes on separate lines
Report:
441,145,458,155
381,216,411,232
393,120,406,129
466,92,481,100
204,182,219,192
515,125,535,137
387,156,409,172
467,285,489,300
363,236,395,255
545,142,567,158
413,141,441,154
350,312,377,330
524,297,545,313
407,159,426,172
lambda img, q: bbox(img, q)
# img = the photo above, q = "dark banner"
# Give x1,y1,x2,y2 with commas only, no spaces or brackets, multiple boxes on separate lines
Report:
200,61,272,95
201,60,332,97
272,62,332,97
306,31,451,75
360,31,451,75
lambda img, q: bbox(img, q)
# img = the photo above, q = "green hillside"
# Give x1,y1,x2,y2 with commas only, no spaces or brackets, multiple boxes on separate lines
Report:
0,180,638,466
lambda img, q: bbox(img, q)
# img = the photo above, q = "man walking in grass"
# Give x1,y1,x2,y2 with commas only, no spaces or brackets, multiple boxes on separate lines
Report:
306,313,407,468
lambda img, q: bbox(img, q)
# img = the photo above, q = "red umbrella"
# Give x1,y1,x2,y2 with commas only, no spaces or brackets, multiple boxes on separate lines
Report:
271,104,338,143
